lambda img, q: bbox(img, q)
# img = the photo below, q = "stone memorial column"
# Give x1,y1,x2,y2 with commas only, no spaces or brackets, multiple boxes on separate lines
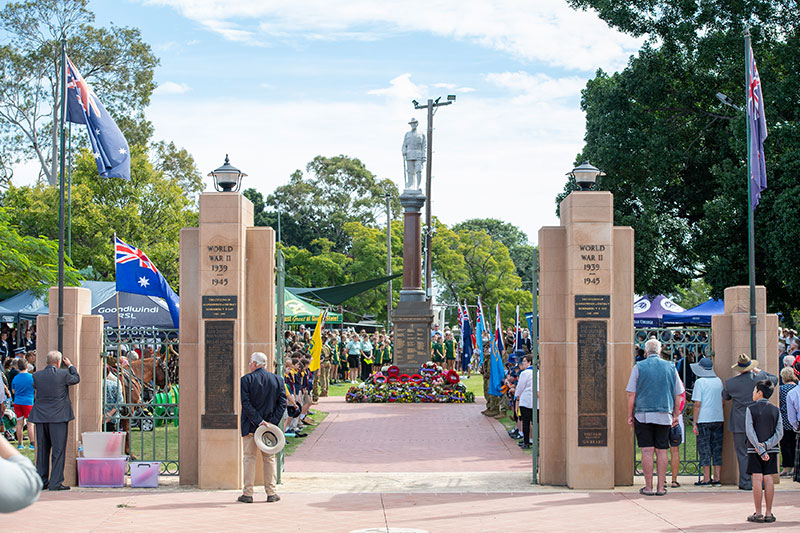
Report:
711,286,778,485
538,191,634,489
36,286,103,486
392,190,433,374
179,192,275,489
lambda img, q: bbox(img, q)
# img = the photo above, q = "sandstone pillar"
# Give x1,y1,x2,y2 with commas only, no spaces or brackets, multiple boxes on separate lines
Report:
179,192,275,488
36,286,103,486
711,286,778,485
393,190,432,374
538,191,634,488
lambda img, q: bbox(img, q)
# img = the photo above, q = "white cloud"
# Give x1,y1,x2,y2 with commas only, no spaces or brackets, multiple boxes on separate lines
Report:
143,72,585,242
486,71,587,103
140,0,642,71
154,81,191,95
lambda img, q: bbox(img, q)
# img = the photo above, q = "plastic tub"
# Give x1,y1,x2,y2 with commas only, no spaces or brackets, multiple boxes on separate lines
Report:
130,461,160,488
77,457,126,487
81,431,126,458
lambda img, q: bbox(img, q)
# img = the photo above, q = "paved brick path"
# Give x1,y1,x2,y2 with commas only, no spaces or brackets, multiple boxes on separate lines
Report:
288,397,531,473
5,396,800,532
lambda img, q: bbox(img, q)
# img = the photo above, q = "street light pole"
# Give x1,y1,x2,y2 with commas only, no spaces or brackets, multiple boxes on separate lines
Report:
413,96,455,302
385,193,392,330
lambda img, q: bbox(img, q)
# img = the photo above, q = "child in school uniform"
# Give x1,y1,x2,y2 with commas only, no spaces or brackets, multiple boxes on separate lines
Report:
745,379,783,523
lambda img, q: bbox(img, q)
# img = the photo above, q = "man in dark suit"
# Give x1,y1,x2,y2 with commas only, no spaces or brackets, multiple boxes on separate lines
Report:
238,351,286,504
28,350,80,490
723,353,777,490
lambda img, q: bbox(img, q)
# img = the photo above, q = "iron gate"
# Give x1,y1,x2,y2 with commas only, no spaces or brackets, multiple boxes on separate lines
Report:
633,326,712,476
102,327,180,475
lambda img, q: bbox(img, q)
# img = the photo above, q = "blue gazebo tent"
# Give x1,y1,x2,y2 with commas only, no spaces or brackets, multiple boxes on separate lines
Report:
633,295,685,327
661,298,724,327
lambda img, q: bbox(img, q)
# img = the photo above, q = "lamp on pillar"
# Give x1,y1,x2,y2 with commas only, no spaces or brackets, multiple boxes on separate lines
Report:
568,161,605,191
209,154,247,192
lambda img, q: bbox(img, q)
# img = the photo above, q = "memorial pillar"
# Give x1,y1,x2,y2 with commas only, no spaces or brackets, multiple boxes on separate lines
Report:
393,190,432,374
36,286,103,487
712,286,778,485
538,191,634,489
179,191,275,489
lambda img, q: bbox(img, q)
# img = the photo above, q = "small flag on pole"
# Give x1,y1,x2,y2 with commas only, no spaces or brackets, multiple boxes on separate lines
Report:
309,309,328,372
488,303,506,396
747,43,768,210
475,297,486,367
114,235,179,328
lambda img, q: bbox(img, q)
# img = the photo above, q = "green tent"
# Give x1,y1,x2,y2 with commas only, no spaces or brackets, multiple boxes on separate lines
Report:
279,289,342,325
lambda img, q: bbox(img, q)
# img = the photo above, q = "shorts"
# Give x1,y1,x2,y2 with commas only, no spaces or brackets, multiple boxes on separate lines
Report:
13,404,32,419
634,420,670,450
746,452,778,475
696,421,724,466
348,354,360,368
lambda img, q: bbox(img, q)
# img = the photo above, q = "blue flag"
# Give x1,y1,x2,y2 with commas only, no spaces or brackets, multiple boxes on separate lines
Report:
115,236,180,328
461,300,473,364
747,43,768,210
475,298,485,367
66,56,130,180
488,303,506,397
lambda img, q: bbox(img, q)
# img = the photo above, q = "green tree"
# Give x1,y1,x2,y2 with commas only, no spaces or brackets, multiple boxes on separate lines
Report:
0,207,81,293
563,1,800,316
0,0,158,185
432,220,530,327
151,141,204,200
453,218,535,283
1,149,196,288
266,155,400,251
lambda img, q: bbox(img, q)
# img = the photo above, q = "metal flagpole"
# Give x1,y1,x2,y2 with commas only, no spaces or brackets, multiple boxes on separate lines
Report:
531,248,539,484
57,37,67,355
744,28,757,360
276,249,286,484
386,193,392,330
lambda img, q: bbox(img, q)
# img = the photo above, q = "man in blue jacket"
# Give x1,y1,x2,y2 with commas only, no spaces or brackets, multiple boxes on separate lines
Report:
238,352,286,504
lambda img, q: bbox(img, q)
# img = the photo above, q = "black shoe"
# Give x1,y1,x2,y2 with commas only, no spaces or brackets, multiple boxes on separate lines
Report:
49,485,70,491
294,432,308,437
41,481,49,490
237,495,253,503
266,494,281,503
519,444,531,450
711,480,721,486
518,441,531,447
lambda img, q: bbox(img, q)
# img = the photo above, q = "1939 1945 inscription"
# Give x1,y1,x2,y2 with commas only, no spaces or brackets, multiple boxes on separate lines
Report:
577,320,607,446
202,320,238,429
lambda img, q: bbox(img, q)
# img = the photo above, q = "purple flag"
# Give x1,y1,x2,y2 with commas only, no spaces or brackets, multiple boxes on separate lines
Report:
747,44,768,210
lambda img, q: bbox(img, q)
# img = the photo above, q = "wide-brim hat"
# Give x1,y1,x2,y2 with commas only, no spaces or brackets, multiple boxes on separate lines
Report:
731,353,758,372
690,357,716,378
408,117,419,125
254,423,285,454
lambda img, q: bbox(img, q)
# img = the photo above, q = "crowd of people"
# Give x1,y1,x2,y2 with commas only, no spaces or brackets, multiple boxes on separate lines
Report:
1,325,37,450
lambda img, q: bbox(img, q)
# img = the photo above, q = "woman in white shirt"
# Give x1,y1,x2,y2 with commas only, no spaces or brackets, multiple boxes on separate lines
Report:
514,354,535,449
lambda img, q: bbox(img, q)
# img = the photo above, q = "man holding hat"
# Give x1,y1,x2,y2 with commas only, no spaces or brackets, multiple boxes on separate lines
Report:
723,353,778,490
238,352,286,504
690,357,724,486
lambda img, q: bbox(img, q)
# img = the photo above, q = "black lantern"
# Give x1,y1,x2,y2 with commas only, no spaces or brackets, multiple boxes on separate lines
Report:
209,154,246,192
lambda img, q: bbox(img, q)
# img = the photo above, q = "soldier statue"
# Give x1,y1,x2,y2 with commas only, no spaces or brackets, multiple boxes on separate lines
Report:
402,117,426,191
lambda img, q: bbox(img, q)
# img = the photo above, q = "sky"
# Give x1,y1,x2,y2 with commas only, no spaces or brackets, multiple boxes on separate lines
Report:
16,0,643,244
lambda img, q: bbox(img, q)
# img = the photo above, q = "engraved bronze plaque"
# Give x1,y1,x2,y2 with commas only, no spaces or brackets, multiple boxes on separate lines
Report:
202,320,238,429
202,295,238,319
577,320,607,446
394,320,430,374
574,294,610,318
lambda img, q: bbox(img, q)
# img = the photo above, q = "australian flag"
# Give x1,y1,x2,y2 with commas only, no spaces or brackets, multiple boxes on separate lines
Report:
461,300,473,369
65,55,130,180
115,236,179,328
747,43,768,210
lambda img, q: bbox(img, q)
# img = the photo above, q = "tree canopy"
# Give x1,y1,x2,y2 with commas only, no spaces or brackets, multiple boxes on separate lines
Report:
564,0,800,318
0,0,159,186
1,149,197,289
